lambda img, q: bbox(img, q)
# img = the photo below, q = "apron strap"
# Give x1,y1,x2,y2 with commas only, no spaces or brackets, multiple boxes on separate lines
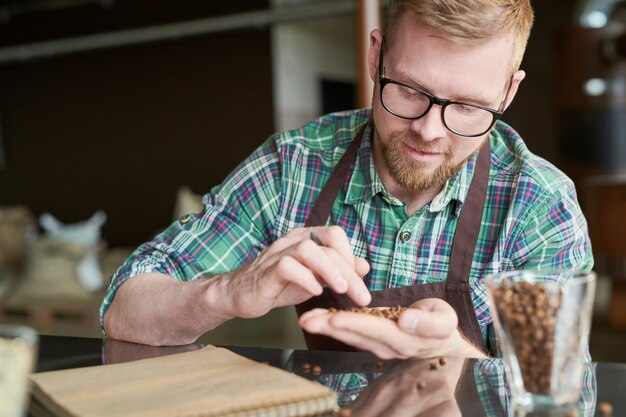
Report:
304,122,368,228
447,142,491,283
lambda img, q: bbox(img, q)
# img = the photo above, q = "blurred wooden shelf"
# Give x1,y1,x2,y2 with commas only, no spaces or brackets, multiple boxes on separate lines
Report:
0,296,103,338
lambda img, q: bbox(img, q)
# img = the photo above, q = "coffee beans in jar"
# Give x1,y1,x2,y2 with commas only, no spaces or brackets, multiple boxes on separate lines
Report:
491,280,562,394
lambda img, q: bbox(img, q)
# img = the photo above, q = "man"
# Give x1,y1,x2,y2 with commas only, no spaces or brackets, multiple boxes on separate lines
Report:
101,0,593,359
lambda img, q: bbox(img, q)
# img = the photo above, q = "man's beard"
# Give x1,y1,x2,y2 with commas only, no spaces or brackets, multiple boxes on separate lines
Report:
378,130,478,192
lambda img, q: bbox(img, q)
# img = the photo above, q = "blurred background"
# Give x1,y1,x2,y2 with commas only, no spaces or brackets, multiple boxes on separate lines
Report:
0,0,625,361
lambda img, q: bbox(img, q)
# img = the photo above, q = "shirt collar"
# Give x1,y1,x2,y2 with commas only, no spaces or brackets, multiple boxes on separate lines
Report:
429,153,476,216
344,124,386,205
344,125,482,217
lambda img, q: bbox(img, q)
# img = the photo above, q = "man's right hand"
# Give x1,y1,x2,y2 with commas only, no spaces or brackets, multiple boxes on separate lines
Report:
222,225,372,319
103,225,371,346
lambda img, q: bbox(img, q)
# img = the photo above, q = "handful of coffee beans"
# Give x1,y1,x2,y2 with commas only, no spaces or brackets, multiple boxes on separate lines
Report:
328,306,406,321
491,280,562,394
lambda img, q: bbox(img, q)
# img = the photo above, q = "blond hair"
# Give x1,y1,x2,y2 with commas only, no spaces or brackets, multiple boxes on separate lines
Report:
384,0,534,74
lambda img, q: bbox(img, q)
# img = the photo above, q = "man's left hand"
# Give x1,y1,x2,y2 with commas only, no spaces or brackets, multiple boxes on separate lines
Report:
298,298,487,359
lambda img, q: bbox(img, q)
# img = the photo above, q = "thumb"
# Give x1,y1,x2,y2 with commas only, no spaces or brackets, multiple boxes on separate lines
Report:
397,298,458,338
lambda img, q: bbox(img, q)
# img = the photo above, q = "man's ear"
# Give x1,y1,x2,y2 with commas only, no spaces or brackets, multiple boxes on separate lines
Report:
368,29,384,83
503,70,526,110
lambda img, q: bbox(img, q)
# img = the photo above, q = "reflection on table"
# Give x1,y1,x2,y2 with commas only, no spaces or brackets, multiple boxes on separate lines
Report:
35,335,626,417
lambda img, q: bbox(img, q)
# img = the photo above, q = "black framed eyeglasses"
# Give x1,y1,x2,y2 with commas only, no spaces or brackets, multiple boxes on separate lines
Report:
378,43,512,138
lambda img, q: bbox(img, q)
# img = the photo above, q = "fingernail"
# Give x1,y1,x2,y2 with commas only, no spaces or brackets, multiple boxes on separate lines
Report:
333,276,348,292
311,281,323,294
357,289,371,305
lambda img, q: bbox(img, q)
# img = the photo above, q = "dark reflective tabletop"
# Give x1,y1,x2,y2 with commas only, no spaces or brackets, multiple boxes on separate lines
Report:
36,335,626,417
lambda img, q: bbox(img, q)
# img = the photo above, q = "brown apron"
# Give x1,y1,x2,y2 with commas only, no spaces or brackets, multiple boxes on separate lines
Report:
296,122,489,352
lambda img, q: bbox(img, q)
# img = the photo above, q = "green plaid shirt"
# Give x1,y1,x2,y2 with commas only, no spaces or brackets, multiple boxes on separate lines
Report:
100,108,593,348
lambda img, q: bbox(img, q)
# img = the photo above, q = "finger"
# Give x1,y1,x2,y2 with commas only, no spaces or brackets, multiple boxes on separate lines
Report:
325,327,399,359
286,227,360,274
311,230,371,285
398,299,458,338
320,249,371,306
266,235,296,254
310,226,356,271
298,309,330,333
300,313,399,359
298,308,329,322
274,255,323,295
286,227,371,305
291,240,371,304
290,239,352,294
299,310,397,358
408,297,455,313
329,312,418,358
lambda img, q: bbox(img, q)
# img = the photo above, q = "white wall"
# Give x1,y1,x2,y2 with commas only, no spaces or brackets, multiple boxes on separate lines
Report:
271,12,357,131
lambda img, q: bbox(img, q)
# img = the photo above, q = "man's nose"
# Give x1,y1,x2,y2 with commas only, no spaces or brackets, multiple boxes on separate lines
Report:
409,105,447,141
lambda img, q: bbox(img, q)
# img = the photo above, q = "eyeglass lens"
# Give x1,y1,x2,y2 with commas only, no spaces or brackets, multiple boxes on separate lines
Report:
381,82,495,136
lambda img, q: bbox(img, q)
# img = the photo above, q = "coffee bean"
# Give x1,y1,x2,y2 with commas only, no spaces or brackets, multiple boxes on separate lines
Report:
429,362,438,370
301,362,311,371
312,365,322,375
338,407,352,417
563,409,578,417
416,380,427,390
438,357,447,366
598,402,613,416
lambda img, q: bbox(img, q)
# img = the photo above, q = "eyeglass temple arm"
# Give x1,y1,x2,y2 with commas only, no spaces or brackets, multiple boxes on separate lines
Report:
378,37,386,78
498,76,514,113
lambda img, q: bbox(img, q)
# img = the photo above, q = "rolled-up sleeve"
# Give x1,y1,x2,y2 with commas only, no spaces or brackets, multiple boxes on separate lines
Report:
99,135,283,328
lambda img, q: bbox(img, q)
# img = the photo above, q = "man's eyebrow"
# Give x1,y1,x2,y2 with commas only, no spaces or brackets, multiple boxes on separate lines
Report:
395,71,496,106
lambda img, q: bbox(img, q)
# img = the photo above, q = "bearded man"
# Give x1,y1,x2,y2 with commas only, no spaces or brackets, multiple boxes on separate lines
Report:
101,0,592,359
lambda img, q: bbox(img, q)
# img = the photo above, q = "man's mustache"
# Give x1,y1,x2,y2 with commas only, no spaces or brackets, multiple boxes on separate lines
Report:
390,131,450,155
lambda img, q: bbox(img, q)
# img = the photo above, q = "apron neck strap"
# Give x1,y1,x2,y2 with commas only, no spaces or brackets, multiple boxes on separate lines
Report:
448,141,491,282
304,122,368,228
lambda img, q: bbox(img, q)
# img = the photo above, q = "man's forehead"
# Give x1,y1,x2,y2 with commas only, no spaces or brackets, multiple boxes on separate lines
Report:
387,25,513,103
387,56,510,106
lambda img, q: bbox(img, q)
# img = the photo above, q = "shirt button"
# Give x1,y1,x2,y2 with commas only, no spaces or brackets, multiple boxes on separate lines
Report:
400,231,412,242
179,214,192,224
